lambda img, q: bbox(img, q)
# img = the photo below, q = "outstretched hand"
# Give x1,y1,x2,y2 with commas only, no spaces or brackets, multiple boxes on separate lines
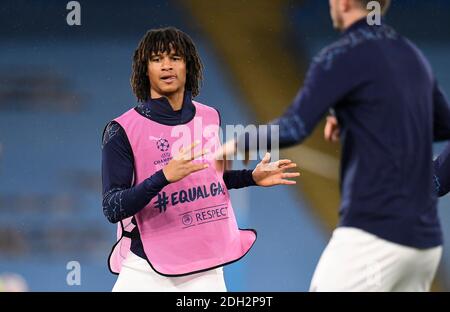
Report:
163,141,209,183
252,153,300,187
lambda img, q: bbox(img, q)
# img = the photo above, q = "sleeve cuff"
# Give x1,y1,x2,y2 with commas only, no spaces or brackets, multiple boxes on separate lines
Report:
246,169,257,186
143,169,170,194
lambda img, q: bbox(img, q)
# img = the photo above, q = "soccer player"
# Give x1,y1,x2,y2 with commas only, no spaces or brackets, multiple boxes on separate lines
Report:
220,0,450,291
101,27,300,292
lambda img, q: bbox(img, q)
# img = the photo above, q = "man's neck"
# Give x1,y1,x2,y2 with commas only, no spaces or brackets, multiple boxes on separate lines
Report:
151,89,185,111
341,11,368,32
166,91,184,111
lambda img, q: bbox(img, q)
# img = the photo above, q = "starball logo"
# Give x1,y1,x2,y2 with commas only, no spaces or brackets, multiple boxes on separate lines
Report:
156,138,170,152
149,135,173,170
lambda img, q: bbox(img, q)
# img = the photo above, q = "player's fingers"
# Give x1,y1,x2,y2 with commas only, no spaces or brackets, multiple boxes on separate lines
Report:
282,172,301,179
275,159,292,168
332,129,340,142
325,116,338,141
188,162,209,173
327,115,338,125
180,140,201,157
261,152,271,164
190,148,209,160
175,147,185,160
324,123,333,141
323,123,331,141
277,179,297,185
279,163,297,170
178,141,203,160
261,159,292,172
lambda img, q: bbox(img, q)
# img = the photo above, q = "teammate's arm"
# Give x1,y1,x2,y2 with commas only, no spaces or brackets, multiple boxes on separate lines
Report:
237,48,360,152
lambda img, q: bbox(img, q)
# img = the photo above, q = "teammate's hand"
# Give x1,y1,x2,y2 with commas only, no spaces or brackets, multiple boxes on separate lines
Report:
163,141,209,183
252,153,300,187
324,116,340,142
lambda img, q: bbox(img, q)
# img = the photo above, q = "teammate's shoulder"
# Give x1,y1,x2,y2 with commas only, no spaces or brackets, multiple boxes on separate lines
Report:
312,34,358,71
401,36,427,58
313,24,400,71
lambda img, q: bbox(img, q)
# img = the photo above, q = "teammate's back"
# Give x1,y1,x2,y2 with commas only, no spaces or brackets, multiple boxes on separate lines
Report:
325,20,444,248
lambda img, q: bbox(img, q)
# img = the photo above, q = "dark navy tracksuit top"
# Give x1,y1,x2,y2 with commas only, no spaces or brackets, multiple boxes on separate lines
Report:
245,18,450,248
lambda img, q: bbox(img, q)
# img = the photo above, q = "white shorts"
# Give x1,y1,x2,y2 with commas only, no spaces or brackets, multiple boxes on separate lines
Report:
112,252,227,292
310,227,442,292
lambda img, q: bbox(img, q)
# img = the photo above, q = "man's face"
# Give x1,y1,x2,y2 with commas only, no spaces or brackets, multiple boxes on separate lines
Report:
147,48,187,99
329,0,344,31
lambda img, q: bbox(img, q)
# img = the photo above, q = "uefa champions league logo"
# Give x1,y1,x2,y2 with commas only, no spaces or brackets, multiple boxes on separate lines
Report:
149,135,172,169
156,138,170,152
148,135,170,152
149,135,170,152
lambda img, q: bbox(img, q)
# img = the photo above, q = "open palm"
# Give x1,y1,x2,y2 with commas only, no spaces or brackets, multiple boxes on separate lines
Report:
252,153,300,187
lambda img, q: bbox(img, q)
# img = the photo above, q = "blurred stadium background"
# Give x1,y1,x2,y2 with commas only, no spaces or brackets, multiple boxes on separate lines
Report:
1,0,450,291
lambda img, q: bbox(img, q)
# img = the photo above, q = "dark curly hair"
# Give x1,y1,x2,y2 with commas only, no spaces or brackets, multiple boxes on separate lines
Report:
131,27,203,102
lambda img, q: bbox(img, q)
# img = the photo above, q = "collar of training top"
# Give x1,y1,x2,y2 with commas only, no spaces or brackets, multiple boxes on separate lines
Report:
136,90,196,126
344,16,385,35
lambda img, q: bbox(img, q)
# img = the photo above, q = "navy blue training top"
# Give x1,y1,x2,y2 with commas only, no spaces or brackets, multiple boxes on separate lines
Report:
102,92,256,259
242,19,450,248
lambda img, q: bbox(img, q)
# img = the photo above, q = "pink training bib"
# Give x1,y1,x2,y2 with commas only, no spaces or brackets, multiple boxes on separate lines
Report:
108,101,256,276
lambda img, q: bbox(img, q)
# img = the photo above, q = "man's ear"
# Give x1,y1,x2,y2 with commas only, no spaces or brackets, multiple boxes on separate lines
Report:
341,0,353,13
